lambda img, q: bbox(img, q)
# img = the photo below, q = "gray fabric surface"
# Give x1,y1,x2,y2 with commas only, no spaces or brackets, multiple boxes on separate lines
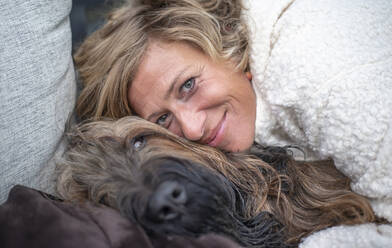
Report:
0,0,76,202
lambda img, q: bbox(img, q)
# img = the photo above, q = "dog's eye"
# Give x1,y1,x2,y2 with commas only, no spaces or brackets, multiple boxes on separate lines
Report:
132,136,145,150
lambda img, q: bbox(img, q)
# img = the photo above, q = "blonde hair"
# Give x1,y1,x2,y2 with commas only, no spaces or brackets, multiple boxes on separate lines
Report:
74,0,249,120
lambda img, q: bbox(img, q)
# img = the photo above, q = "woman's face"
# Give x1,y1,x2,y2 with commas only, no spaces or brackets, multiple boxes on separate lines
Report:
128,41,256,152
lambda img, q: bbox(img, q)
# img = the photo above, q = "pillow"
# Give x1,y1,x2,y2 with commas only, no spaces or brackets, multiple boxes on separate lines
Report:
0,0,76,202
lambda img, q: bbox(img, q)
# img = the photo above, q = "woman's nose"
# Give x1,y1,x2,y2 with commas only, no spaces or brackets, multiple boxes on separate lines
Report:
176,109,206,141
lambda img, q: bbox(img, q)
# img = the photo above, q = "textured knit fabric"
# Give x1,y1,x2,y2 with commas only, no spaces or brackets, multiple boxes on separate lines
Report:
245,0,392,246
300,224,392,248
0,0,76,202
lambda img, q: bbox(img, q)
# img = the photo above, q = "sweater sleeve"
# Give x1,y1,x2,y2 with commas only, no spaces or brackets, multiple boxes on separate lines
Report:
247,0,392,220
299,224,392,248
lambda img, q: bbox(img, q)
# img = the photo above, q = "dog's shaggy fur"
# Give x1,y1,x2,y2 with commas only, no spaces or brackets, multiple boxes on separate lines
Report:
56,117,376,247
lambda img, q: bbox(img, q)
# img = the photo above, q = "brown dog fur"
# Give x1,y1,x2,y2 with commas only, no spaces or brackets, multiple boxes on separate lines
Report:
56,116,376,246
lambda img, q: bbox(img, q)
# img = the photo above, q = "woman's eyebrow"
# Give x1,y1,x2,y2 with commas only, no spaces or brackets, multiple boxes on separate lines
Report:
163,65,192,100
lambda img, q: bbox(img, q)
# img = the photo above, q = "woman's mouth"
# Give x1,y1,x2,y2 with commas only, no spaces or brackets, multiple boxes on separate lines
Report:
206,112,227,147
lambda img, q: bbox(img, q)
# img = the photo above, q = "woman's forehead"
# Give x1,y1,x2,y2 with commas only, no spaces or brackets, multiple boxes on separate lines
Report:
128,41,202,117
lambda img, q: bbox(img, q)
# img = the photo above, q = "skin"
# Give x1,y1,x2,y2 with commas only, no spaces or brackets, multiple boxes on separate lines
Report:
128,40,256,152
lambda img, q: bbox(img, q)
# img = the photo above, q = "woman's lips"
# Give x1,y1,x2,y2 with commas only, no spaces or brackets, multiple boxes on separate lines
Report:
207,112,227,147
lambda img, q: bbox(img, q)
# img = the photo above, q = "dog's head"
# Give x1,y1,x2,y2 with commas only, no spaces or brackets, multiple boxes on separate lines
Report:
117,156,283,246
57,116,286,247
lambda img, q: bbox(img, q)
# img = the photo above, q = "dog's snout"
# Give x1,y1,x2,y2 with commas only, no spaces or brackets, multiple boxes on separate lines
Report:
148,181,187,222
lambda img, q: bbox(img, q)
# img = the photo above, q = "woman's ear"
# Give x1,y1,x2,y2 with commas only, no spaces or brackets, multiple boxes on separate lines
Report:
245,71,252,81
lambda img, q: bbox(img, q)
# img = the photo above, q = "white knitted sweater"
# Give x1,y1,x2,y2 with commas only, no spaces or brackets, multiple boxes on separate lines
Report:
245,0,392,246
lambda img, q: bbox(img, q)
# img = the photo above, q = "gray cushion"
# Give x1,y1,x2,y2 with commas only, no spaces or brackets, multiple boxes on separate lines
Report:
0,0,76,202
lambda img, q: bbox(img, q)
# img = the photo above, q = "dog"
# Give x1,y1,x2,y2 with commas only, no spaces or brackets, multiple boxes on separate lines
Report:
56,116,376,247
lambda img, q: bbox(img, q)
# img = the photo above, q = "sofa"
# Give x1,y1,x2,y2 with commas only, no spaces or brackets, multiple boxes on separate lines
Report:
0,0,76,202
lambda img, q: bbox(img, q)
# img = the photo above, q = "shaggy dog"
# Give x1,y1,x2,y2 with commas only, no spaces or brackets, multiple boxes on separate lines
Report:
56,117,376,247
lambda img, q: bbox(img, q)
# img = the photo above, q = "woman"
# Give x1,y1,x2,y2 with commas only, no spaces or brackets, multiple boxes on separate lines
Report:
75,0,256,152
74,0,392,243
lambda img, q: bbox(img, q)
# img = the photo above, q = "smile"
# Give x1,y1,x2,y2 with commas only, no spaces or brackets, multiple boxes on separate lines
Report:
206,111,227,147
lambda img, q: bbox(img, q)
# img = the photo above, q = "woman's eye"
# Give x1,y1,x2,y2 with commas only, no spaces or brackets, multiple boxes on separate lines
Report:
180,78,195,93
156,113,169,126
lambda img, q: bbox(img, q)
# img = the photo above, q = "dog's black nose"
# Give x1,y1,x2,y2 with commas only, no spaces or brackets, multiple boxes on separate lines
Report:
148,180,187,222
